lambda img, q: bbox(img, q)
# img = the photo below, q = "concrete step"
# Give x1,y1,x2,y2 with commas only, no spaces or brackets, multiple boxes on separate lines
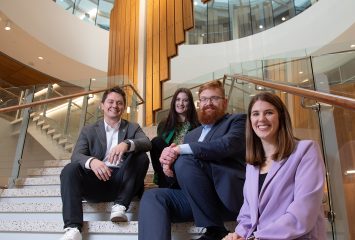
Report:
30,112,38,118
37,120,45,126
27,167,63,176
58,138,68,145
0,220,209,240
32,116,40,122
52,133,61,140
43,159,70,167
47,129,56,135
42,124,50,130
64,143,74,151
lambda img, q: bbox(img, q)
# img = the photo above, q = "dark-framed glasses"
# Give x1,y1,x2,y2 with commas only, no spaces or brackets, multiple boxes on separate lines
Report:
199,96,223,104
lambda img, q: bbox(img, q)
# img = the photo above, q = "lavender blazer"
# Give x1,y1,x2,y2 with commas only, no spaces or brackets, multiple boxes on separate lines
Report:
235,140,326,239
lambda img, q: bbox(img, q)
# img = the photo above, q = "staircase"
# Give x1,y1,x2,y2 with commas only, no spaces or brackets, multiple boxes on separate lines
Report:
0,126,235,239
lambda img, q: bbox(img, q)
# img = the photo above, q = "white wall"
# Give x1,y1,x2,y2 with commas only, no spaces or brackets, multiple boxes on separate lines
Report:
0,0,108,83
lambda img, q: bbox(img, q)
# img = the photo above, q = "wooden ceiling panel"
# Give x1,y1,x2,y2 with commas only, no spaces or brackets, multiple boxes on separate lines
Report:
0,51,60,88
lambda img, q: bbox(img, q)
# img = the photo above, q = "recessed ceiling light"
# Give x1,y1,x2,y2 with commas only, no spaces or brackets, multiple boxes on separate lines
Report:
4,21,11,31
38,56,44,60
281,17,286,21
194,1,198,5
259,25,263,29
301,78,309,83
91,78,96,81
299,71,303,74
351,44,355,48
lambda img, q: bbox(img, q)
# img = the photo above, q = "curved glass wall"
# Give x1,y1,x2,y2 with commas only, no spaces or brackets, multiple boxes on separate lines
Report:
188,0,319,44
52,0,114,30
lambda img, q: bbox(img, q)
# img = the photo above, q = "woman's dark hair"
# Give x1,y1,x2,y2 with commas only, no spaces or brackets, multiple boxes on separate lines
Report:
246,92,296,166
101,86,126,106
162,88,199,133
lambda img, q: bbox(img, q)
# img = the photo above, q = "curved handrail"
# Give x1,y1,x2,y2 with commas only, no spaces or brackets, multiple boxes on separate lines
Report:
0,83,144,113
226,74,355,111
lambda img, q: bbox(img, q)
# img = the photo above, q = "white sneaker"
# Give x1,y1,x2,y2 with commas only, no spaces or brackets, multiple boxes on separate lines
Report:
60,227,82,240
110,204,128,222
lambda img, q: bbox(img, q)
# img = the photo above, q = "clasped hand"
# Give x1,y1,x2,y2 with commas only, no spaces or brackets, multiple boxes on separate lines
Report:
160,143,179,177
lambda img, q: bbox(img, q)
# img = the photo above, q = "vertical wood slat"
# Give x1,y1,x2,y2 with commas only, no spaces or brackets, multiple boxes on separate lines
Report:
159,0,169,82
145,0,154,125
166,0,176,57
183,0,194,30
133,0,140,86
123,0,131,83
128,0,136,85
174,0,185,44
152,0,161,112
118,0,127,81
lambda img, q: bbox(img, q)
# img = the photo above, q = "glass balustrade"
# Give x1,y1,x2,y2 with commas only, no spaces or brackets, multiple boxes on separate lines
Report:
52,0,319,44
160,41,355,239
0,76,143,189
188,0,319,44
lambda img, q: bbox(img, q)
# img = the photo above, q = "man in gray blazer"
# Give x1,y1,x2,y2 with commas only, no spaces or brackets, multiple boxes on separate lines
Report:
60,86,151,240
138,81,246,240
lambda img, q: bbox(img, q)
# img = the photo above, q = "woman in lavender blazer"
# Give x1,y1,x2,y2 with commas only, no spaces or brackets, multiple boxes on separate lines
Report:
224,92,326,240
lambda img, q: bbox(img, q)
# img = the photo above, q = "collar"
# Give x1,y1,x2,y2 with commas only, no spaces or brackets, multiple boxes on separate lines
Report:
104,119,121,132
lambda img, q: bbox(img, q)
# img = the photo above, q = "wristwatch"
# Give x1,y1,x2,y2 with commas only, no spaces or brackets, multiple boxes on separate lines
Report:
124,139,131,150
247,235,256,240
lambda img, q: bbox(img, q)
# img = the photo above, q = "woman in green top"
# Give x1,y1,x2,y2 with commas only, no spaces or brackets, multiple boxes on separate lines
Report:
150,88,199,188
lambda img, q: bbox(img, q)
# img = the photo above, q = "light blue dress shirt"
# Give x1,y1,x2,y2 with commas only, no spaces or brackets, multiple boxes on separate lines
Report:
179,124,213,155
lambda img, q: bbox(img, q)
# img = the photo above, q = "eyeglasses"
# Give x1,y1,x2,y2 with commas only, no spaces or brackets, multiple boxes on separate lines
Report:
199,96,224,103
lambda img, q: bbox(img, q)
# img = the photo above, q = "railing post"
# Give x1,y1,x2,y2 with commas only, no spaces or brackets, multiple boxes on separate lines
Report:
79,87,89,133
42,84,53,117
15,90,25,120
8,87,34,188
64,99,72,135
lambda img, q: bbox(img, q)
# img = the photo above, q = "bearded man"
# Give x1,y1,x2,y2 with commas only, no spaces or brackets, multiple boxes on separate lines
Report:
138,80,246,240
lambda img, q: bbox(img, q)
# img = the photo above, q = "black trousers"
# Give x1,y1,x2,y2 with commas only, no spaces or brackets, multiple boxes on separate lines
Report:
138,155,236,240
150,136,179,188
60,152,149,230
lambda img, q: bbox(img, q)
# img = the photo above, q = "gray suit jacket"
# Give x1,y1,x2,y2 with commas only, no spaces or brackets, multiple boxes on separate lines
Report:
71,119,152,170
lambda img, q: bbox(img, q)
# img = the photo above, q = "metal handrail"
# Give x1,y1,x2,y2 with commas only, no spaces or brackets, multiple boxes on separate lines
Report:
225,74,355,111
0,83,145,113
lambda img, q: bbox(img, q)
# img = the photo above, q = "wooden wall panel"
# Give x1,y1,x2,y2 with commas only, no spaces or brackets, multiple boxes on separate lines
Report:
152,0,161,111
175,0,185,44
133,0,140,86
183,0,194,30
108,0,197,125
159,0,169,82
166,0,177,58
145,0,154,124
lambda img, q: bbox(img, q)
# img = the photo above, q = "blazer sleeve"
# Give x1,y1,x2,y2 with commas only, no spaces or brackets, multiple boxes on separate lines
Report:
235,170,253,237
71,125,97,169
188,114,246,162
254,141,325,239
128,122,152,152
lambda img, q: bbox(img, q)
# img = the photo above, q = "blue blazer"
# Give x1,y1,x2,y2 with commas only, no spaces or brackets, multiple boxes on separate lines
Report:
183,113,247,213
236,140,326,239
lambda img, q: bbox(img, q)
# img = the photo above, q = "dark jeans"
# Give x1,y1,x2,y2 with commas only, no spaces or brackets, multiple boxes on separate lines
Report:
60,152,149,230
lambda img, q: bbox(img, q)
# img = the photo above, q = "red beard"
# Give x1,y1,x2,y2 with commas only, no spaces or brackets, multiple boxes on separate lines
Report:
198,105,226,125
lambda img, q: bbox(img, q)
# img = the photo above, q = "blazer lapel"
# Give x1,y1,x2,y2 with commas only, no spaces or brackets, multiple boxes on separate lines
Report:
95,120,107,157
118,119,128,143
249,166,261,231
203,114,229,142
259,159,285,197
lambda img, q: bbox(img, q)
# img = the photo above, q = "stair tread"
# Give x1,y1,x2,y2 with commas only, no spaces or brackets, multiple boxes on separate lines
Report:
0,202,138,213
0,220,211,233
